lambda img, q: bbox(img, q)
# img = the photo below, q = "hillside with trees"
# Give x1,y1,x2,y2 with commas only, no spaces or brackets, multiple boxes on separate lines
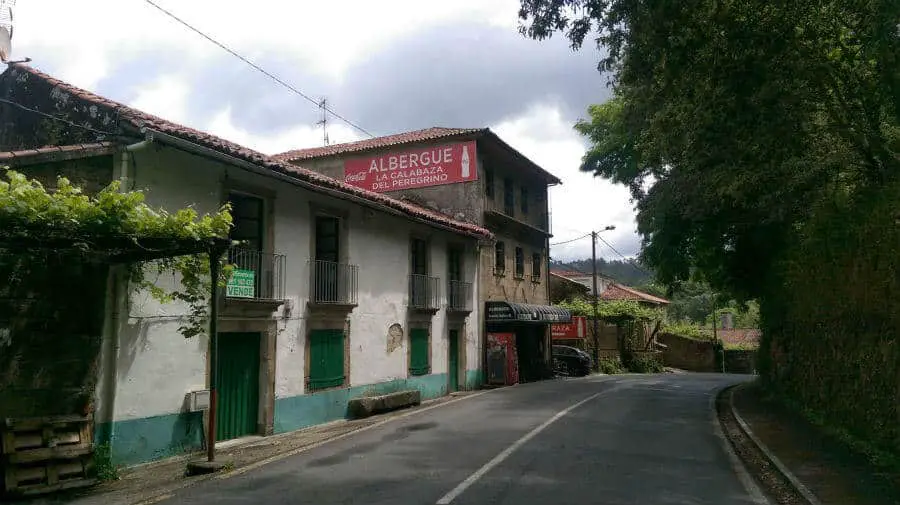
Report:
550,258,652,286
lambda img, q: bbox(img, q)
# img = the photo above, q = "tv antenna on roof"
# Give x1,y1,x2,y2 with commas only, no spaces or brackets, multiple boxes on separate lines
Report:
317,97,330,146
0,0,15,63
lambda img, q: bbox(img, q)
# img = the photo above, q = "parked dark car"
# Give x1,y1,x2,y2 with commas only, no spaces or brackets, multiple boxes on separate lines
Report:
552,345,592,377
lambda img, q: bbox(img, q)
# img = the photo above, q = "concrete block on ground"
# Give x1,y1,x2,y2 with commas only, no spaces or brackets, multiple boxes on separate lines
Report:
347,390,422,419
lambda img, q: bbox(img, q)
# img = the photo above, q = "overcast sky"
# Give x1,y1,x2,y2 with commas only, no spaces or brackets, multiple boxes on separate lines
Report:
11,0,638,261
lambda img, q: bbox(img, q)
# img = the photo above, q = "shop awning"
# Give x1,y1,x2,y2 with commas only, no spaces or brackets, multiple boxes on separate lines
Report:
485,301,572,324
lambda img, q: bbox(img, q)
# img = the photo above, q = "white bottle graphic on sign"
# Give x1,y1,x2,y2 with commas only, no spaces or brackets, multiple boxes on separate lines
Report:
461,145,470,179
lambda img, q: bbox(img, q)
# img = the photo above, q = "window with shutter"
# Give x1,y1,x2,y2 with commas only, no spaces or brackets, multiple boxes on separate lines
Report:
409,328,430,376
308,329,345,391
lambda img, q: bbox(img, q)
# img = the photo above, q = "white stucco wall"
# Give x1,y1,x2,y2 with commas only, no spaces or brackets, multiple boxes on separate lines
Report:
98,143,483,424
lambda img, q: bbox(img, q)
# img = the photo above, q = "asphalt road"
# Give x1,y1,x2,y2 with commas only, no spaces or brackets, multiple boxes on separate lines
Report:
167,374,763,505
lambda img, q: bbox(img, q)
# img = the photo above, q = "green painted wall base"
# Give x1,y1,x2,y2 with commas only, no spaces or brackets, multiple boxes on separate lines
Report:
464,369,483,390
275,372,453,434
94,411,203,468
97,370,484,467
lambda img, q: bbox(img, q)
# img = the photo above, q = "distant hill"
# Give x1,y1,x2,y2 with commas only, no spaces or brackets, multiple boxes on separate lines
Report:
550,258,654,287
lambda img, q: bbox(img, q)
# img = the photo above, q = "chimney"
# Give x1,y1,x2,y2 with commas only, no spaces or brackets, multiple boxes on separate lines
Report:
720,312,734,330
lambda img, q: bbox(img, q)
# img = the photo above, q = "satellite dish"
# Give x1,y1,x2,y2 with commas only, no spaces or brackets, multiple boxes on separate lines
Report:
0,0,14,63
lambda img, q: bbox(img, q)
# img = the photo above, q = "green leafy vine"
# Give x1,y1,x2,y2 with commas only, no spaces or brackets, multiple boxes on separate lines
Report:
0,168,233,339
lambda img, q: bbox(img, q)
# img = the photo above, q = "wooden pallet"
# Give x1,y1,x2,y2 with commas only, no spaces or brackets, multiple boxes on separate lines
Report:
1,415,96,496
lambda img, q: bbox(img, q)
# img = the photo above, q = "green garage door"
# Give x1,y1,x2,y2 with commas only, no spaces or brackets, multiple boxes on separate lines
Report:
216,332,260,441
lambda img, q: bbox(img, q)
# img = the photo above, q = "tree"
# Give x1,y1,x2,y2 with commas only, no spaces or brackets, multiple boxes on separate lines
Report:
519,0,900,300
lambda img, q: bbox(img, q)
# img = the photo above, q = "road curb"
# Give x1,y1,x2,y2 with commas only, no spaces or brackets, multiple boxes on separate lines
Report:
710,385,771,505
728,384,823,505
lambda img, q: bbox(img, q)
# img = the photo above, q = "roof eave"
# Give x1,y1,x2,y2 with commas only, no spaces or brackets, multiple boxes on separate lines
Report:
142,128,492,241
480,129,563,185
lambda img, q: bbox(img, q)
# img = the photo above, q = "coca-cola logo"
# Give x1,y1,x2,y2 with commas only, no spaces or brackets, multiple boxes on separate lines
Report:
345,172,367,182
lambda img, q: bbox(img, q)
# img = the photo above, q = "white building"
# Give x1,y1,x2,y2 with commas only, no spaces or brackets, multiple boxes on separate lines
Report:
0,64,490,466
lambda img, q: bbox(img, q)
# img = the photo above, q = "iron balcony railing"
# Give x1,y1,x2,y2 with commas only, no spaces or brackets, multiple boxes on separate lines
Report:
226,247,286,301
310,260,359,305
409,274,440,310
447,280,473,312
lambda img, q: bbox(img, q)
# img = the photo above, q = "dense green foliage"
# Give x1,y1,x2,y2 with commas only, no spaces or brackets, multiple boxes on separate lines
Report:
0,169,233,339
522,0,899,297
520,0,900,459
557,298,662,323
661,322,712,341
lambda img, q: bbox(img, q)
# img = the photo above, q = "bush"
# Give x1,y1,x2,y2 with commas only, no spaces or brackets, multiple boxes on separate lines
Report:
662,322,713,341
597,357,625,374
625,353,665,373
93,443,119,481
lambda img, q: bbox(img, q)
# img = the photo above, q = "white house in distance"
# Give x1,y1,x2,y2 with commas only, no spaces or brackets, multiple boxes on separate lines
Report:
0,64,491,466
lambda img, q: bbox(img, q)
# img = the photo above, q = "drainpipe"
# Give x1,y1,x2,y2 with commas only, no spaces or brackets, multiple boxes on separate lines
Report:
100,139,151,447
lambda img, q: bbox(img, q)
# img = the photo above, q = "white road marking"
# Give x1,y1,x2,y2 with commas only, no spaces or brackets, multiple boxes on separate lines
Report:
435,385,624,504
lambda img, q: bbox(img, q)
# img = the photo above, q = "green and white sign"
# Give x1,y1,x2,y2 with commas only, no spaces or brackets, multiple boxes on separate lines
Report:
226,269,255,298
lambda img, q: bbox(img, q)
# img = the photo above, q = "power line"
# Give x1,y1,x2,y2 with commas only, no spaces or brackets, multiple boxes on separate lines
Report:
595,234,651,276
549,233,591,246
0,98,119,137
142,0,374,138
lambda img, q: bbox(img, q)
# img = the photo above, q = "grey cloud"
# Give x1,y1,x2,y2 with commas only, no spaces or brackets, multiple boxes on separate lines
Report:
82,19,610,141
335,21,608,135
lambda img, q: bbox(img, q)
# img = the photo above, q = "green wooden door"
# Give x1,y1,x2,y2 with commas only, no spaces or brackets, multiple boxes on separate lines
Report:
216,332,260,441
448,329,460,391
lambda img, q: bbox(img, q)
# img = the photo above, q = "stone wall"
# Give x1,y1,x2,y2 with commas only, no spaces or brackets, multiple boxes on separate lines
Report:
724,349,757,374
657,333,717,372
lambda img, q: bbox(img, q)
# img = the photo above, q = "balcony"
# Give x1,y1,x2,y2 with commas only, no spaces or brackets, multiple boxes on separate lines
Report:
309,260,359,307
447,280,473,313
409,274,440,312
225,247,286,302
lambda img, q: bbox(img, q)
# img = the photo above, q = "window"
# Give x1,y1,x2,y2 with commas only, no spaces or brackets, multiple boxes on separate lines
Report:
308,329,345,391
411,238,428,276
228,193,264,251
532,252,542,282
503,178,515,215
410,238,430,308
448,245,465,310
448,245,463,282
494,242,506,275
315,216,340,262
515,247,525,278
485,167,494,198
521,187,529,215
313,216,342,303
409,328,430,376
227,192,265,299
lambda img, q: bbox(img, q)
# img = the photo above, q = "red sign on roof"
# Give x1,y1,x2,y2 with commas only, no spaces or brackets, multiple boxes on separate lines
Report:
343,141,478,193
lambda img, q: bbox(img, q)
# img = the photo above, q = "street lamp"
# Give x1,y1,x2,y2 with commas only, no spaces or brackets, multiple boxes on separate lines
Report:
591,225,616,369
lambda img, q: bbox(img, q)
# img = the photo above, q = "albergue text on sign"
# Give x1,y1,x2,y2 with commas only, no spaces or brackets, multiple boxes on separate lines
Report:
343,141,478,193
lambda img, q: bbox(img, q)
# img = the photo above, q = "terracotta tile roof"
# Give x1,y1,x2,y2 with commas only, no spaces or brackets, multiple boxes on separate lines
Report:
273,127,485,161
550,268,590,278
600,283,670,305
0,142,116,165
273,127,563,185
717,328,761,347
5,64,492,240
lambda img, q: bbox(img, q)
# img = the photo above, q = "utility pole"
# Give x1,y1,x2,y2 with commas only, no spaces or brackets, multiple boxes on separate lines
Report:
589,225,615,369
591,230,600,368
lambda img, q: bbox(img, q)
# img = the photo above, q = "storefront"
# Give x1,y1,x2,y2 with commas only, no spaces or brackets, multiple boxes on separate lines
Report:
484,301,571,385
